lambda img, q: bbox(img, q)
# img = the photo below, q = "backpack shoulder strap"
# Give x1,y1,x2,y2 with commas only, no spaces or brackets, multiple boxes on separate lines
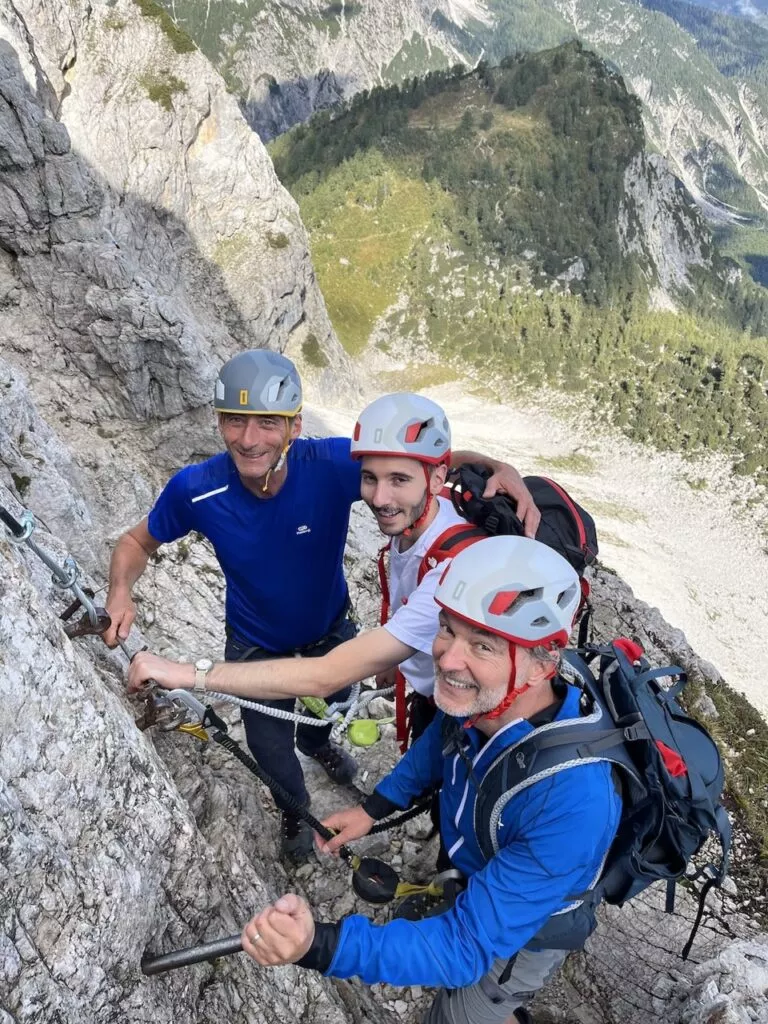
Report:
473,697,644,861
417,524,487,584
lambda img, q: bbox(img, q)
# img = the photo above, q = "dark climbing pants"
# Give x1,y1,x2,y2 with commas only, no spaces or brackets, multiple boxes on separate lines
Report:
224,615,356,812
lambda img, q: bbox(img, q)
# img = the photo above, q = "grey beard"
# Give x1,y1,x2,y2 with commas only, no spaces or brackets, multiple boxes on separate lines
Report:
433,672,509,718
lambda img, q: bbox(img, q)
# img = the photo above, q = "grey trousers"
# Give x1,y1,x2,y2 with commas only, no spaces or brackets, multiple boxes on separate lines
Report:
422,947,568,1024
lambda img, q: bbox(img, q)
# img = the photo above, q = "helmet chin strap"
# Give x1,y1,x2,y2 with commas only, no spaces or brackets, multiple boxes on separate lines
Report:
402,464,435,538
465,645,530,728
262,420,293,493
466,642,560,727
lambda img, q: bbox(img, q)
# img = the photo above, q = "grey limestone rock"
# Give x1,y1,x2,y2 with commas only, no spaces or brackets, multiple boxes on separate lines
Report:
0,505,372,1024
0,0,356,567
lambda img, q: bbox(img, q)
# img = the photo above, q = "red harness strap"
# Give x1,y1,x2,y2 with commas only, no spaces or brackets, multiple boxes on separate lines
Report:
377,541,392,625
395,668,409,753
378,542,411,751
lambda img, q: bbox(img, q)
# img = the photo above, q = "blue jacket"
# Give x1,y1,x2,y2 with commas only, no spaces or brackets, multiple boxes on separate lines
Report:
327,685,622,988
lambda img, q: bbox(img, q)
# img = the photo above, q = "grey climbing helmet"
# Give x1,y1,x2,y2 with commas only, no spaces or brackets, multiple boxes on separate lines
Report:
214,350,302,416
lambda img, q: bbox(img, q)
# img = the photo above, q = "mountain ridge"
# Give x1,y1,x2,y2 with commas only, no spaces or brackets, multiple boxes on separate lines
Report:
155,0,768,279
271,49,768,484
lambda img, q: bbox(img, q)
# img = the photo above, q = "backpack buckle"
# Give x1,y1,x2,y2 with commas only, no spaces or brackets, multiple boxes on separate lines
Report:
484,511,500,535
623,723,649,742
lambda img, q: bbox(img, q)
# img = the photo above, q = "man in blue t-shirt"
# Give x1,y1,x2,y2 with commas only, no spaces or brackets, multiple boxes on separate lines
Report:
107,349,537,857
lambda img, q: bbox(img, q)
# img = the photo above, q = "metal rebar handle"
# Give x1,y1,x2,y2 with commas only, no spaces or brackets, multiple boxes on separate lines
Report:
0,505,24,537
141,934,243,975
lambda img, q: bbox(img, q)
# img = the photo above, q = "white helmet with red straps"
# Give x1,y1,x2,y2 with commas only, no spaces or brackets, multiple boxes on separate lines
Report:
434,535,581,650
351,393,451,465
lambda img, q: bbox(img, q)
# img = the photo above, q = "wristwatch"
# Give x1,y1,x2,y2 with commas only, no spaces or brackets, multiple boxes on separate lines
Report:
194,658,213,693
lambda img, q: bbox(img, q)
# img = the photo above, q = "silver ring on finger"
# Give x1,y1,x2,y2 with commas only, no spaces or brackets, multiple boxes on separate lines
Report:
251,930,260,944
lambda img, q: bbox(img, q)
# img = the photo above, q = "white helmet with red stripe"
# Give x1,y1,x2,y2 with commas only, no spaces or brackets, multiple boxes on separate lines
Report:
351,393,451,465
434,535,581,650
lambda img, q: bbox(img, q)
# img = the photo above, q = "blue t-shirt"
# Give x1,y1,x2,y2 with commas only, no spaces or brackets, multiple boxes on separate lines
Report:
147,437,361,651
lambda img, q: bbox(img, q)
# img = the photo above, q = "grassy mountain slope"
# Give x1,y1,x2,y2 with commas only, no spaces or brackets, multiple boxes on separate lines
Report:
483,0,768,223
153,0,768,281
271,48,768,482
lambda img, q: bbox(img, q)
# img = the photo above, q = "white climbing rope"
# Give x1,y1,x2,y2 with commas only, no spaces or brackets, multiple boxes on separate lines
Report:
204,684,396,731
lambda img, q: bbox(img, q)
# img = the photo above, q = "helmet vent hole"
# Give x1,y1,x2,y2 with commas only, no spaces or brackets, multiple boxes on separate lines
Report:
557,583,579,610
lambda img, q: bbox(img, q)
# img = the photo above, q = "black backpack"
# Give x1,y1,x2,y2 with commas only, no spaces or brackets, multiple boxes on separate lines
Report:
420,466,599,640
444,464,597,574
471,640,731,958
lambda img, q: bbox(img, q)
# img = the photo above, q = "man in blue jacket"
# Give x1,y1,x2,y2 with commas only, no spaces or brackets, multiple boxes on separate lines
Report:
238,536,622,1023
108,350,539,857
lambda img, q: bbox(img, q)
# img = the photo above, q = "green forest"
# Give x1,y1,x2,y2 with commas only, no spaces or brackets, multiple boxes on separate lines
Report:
271,45,768,484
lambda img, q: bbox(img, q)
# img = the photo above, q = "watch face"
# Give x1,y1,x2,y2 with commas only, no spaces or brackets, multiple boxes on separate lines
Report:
196,658,213,672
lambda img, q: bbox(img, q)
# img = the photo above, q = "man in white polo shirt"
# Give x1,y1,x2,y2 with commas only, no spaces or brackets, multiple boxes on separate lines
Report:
353,393,467,748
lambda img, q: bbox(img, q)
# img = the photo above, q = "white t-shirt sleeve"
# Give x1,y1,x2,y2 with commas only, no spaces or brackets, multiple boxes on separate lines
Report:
383,564,444,656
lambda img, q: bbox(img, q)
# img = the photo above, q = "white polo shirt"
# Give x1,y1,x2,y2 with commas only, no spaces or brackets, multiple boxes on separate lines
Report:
382,497,466,696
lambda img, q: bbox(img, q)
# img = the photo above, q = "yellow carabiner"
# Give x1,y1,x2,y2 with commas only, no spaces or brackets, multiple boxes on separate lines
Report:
177,723,210,742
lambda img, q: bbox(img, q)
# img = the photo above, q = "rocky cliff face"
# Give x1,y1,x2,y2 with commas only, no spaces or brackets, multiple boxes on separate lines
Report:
546,0,768,227
162,0,490,140
0,487,395,1024
0,0,353,562
619,152,714,307
1,2,767,1022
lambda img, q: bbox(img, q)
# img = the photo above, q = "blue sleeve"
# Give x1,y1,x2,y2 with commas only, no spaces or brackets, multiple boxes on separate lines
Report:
375,715,445,808
327,765,621,988
146,468,194,543
323,436,361,506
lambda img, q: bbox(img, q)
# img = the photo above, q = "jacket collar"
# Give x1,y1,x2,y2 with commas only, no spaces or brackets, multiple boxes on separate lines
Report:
458,683,583,775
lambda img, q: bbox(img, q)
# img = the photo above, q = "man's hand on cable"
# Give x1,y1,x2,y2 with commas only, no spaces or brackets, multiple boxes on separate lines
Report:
242,894,315,967
482,462,540,538
103,590,136,648
316,806,375,856
126,651,194,693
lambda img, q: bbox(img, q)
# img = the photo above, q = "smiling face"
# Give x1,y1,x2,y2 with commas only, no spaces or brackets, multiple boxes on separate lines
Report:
431,611,512,719
360,455,446,537
218,412,301,483
431,610,552,720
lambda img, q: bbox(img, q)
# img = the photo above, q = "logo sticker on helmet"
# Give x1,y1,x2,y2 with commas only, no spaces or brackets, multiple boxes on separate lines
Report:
239,389,248,406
